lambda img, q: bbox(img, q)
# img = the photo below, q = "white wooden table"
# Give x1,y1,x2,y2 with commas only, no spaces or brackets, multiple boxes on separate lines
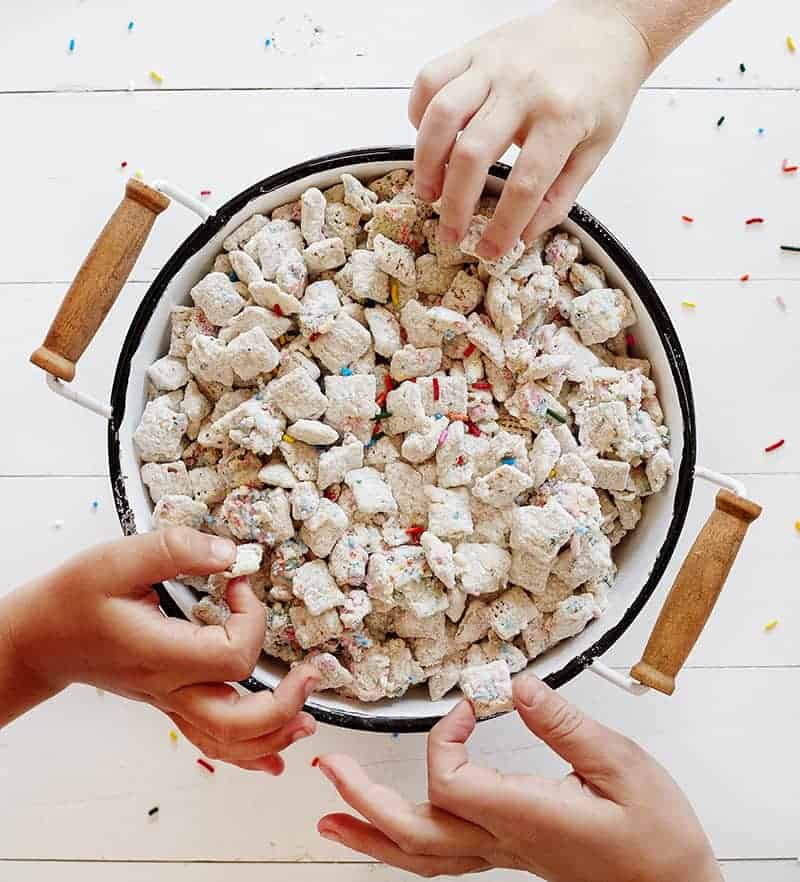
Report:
1,2,799,879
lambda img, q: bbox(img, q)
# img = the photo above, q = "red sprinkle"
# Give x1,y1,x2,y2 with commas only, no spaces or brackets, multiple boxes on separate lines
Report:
273,304,283,317
324,486,340,501
745,217,765,225
200,189,212,197
456,455,465,466
681,215,694,223
311,756,320,768
739,273,750,281
463,342,476,357
196,758,215,773
466,422,482,437
764,439,785,453
471,381,492,391
625,333,635,348
309,332,320,342
432,377,440,401
120,160,128,168
406,525,425,544
782,159,798,172
375,390,389,407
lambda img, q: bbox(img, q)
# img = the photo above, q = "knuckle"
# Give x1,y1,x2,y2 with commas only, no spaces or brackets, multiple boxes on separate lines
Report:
506,173,540,203
159,526,194,570
427,94,461,128
224,649,256,682
452,137,486,169
415,65,440,98
544,699,585,743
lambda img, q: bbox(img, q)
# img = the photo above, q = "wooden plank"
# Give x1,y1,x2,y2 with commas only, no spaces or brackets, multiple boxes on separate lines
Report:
0,0,797,91
2,474,797,670
5,277,798,477
0,668,795,860
2,89,800,285
1,860,797,882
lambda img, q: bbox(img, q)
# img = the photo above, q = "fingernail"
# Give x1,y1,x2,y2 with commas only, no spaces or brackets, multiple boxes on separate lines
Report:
415,183,435,202
439,225,458,245
476,238,500,260
210,537,236,566
303,673,320,700
319,827,343,845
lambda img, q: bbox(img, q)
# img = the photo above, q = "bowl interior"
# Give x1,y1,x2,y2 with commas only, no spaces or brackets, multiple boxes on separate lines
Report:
110,150,694,731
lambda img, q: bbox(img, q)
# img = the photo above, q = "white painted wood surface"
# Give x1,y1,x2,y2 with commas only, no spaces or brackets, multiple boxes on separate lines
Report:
1,1,798,878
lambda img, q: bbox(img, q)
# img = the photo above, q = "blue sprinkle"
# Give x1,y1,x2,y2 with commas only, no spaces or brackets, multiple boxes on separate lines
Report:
434,412,443,419
757,127,765,135
68,38,75,52
264,37,272,47
228,271,238,282
127,20,135,31
340,367,353,376
91,500,99,510
391,732,400,740
501,456,516,465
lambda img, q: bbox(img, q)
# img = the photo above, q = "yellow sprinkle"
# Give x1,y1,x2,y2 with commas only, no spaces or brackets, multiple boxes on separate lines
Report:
681,300,697,308
282,433,295,444
390,279,399,308
150,70,164,84
795,519,800,531
788,35,796,52
134,169,144,180
764,619,779,631
548,468,558,479
169,730,178,743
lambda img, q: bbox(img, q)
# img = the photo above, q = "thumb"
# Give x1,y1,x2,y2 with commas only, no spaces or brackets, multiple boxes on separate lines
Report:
68,528,237,594
513,675,641,795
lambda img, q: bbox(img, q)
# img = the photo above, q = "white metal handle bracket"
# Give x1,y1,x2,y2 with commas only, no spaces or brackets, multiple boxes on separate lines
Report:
46,374,112,420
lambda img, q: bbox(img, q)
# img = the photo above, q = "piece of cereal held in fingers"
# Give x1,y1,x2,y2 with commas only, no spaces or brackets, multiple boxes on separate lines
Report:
459,659,514,718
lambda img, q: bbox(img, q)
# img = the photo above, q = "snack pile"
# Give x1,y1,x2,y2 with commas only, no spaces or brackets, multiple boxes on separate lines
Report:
135,168,673,715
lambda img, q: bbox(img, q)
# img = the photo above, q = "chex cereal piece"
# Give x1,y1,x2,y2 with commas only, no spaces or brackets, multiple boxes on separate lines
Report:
190,272,245,326
454,542,511,596
459,660,514,718
141,461,191,503
292,559,346,615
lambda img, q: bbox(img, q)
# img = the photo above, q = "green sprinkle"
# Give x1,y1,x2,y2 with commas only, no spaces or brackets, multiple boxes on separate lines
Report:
546,408,566,424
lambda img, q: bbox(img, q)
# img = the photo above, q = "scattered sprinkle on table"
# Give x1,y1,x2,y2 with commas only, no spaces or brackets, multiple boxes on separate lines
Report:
681,300,697,308
264,37,272,47
91,500,99,510
745,217,764,225
764,439,785,453
169,730,178,743
68,38,75,53
200,189,212,197
739,62,746,73
149,70,164,84
128,21,135,31
716,115,725,127
135,169,144,179
794,520,800,532
776,295,787,311
764,619,779,631
788,35,796,52
782,159,798,173
780,245,800,252
739,273,749,281
757,127,765,135
51,519,65,529
196,758,215,773
120,160,128,169
127,79,136,92
681,215,694,223
148,806,159,817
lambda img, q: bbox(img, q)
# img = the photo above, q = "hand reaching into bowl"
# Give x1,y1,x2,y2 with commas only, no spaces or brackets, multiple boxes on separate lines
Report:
315,675,723,882
411,0,727,258
0,528,318,773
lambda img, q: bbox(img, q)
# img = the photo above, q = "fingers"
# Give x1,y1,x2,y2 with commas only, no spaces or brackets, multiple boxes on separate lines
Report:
140,576,269,685
315,753,496,857
478,124,575,258
168,707,313,762
70,528,236,596
409,48,472,128
164,664,319,743
234,754,285,775
413,69,492,202
521,141,606,242
513,675,646,796
436,94,522,244
425,701,522,828
318,813,491,878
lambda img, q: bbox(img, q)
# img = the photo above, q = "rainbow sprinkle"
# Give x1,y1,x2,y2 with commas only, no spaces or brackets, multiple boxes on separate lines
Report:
764,619,779,631
149,70,164,84
788,35,796,52
68,38,75,52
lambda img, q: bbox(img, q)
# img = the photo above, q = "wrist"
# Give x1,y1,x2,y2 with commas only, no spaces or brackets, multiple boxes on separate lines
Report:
0,580,66,726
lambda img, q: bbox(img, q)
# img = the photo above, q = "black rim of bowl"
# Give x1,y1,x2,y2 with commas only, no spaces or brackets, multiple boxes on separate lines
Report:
108,145,696,733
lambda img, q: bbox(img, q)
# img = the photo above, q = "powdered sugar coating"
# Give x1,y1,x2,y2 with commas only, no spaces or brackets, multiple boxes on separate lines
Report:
139,170,673,708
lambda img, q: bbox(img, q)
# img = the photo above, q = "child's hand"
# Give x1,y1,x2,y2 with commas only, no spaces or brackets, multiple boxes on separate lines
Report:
1,528,318,773
315,676,723,882
410,0,653,258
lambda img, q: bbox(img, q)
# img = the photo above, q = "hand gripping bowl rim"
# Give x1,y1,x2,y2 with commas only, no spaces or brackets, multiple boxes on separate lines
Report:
107,145,696,733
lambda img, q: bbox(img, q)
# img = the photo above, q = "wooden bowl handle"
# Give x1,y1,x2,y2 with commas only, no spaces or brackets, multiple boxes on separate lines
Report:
30,179,170,382
631,489,762,695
